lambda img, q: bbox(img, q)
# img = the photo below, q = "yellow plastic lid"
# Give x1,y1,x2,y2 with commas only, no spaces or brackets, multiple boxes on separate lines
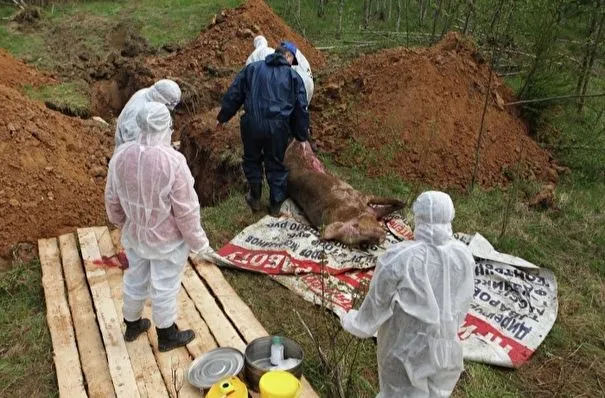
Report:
259,371,301,398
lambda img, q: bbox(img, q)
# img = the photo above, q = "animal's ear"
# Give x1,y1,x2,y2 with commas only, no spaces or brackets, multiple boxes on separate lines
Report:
322,222,345,240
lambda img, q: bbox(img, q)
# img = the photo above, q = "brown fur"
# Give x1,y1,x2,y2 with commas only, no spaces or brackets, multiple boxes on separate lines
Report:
284,141,405,245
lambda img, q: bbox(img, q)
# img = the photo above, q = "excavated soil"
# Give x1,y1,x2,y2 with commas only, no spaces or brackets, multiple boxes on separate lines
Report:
146,0,325,115
0,55,113,258
0,48,55,89
312,33,558,189
178,108,246,205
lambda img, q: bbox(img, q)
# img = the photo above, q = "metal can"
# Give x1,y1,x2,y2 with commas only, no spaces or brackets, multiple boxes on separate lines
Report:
188,347,245,390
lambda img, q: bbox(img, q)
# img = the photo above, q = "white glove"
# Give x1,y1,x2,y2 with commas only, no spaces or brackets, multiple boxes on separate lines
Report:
201,246,218,262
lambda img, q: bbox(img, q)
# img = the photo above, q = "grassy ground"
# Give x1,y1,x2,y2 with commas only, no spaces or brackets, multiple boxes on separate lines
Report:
1,0,604,397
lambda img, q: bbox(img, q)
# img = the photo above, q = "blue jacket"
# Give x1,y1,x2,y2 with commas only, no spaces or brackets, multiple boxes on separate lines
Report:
217,53,309,142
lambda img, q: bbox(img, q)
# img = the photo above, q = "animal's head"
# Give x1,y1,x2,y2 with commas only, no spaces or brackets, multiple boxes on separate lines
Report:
322,212,386,246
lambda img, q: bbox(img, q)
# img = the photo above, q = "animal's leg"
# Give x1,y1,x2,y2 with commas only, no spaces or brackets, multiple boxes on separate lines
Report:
367,196,405,218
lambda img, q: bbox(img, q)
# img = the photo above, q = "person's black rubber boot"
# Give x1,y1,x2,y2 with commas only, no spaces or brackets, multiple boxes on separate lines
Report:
156,323,195,352
310,140,318,153
268,201,283,217
124,318,151,342
245,183,262,212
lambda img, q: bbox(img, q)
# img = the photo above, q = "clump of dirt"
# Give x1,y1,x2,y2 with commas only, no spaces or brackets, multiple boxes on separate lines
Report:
0,49,55,89
0,56,114,257
179,108,246,205
147,0,325,115
12,6,42,25
312,32,558,189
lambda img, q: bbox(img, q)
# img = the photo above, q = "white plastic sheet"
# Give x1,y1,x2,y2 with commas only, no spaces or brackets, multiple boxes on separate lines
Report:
216,200,558,368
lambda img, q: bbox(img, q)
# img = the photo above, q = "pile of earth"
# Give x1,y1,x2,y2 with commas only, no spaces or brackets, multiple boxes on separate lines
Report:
311,33,559,189
0,49,55,88
178,108,246,205
0,52,114,258
146,0,325,116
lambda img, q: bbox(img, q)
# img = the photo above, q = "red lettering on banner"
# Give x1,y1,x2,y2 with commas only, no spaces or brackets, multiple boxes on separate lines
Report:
218,243,367,275
459,314,534,367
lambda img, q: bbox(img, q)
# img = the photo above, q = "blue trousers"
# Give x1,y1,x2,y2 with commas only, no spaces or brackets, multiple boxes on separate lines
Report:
240,118,290,204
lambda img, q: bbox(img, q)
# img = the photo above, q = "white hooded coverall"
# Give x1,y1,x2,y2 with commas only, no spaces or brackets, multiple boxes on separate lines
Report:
114,79,182,150
292,49,314,105
106,102,211,328
246,35,275,65
341,191,475,398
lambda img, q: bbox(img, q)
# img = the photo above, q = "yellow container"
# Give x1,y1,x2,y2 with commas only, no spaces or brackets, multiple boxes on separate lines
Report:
259,371,301,398
206,376,248,398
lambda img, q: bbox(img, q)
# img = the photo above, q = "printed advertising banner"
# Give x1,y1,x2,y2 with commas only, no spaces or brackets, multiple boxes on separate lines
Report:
215,200,558,368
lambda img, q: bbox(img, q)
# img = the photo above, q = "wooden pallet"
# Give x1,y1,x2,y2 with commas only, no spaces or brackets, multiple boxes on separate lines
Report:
38,226,319,398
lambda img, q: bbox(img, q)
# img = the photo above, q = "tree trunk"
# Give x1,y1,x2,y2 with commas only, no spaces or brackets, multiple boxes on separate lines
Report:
363,0,370,28
318,0,326,17
338,0,346,38
488,0,507,35
419,0,426,28
462,2,474,35
576,3,598,98
388,0,392,21
441,0,461,38
432,0,444,41
579,7,605,112
396,0,402,31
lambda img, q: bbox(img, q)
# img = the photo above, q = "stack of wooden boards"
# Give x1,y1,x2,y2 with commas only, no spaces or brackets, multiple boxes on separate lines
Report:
38,226,319,398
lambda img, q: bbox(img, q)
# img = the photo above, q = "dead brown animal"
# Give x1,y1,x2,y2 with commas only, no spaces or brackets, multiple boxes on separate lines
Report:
284,140,405,246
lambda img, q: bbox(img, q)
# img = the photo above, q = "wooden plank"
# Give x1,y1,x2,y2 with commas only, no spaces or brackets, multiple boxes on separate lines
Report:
77,228,140,398
144,306,201,398
180,263,246,352
190,258,266,342
38,238,87,398
176,289,218,359
94,227,169,398
190,257,319,398
58,233,116,398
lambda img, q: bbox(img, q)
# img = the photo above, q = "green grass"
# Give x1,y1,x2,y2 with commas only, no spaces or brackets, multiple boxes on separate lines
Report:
23,81,91,117
0,260,56,398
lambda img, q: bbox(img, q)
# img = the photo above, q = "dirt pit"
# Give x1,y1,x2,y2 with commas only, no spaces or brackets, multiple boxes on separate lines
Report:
0,54,113,258
179,108,246,205
312,33,558,189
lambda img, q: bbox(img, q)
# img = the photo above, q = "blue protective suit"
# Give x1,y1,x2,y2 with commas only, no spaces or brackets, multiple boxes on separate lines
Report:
217,52,309,204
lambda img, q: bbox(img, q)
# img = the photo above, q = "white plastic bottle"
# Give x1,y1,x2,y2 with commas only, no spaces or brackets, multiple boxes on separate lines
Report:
270,336,285,366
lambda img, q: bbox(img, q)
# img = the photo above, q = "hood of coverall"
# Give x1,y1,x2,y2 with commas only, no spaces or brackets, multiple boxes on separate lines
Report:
145,79,181,110
253,35,268,49
412,191,455,246
136,102,173,147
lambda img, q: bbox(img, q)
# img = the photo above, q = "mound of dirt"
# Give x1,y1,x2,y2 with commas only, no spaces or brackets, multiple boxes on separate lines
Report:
0,49,55,89
0,77,113,257
312,33,558,189
147,0,325,114
178,108,246,206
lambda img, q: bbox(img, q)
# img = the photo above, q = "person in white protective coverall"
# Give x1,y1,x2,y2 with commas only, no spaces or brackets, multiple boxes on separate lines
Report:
114,79,182,150
246,35,275,65
105,102,216,352
341,191,475,398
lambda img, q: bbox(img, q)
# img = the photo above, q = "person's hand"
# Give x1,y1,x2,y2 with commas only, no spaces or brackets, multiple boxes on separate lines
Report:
195,246,217,263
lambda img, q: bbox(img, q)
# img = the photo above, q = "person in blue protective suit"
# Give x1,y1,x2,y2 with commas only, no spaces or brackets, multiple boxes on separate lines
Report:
216,41,309,217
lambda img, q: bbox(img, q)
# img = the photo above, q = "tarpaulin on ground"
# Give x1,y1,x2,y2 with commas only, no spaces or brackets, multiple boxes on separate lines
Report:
215,200,558,368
